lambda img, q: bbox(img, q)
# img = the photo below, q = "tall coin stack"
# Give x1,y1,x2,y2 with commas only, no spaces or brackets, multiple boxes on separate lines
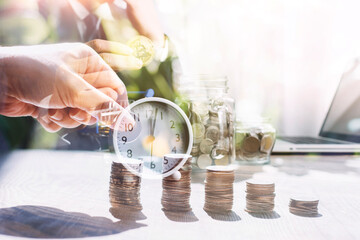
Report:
204,166,235,213
245,180,275,213
289,197,319,216
162,155,192,212
109,160,143,211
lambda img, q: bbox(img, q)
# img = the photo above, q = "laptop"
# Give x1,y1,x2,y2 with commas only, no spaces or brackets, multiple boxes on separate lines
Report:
273,58,360,153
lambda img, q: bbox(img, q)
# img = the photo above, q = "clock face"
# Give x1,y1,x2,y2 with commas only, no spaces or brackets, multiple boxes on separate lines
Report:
113,97,193,179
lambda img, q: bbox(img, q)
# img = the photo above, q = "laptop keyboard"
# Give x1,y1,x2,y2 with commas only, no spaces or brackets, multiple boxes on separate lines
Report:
277,136,345,144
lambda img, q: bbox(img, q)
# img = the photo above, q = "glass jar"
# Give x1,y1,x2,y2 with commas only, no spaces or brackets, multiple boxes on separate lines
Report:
235,118,276,165
177,75,235,169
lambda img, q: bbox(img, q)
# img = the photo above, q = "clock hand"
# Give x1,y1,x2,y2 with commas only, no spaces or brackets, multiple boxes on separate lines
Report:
151,108,158,138
149,108,158,161
149,110,153,137
150,141,153,162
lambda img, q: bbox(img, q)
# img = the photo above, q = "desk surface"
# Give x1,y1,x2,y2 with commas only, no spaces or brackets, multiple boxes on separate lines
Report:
0,150,359,240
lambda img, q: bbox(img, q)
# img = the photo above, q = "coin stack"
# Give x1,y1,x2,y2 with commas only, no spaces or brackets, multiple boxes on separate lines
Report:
162,155,192,212
190,101,234,169
109,160,143,211
204,166,235,213
289,197,319,216
245,180,275,213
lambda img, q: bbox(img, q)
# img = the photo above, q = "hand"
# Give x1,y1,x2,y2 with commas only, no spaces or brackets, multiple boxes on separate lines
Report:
0,43,131,132
86,39,143,70
122,0,165,46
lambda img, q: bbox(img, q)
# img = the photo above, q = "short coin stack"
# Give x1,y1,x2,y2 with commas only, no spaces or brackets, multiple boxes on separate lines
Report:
162,156,192,212
109,160,143,211
204,166,235,213
289,197,319,216
245,180,275,213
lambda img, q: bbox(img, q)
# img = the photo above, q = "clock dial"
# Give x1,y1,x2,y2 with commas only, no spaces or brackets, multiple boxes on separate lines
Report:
113,98,193,179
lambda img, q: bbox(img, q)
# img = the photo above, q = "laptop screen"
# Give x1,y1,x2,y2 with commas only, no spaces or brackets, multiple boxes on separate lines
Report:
320,59,360,143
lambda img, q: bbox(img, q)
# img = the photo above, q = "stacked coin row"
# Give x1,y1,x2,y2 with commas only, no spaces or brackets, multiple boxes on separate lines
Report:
109,160,143,211
190,101,234,169
204,166,235,213
245,180,275,213
162,157,192,212
289,197,319,216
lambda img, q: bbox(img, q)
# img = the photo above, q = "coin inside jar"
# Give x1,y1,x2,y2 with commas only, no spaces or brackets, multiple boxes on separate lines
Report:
196,154,213,169
192,102,209,117
200,138,214,154
242,133,260,153
261,134,274,152
214,155,229,165
210,147,228,160
189,110,202,123
191,144,200,157
205,125,220,143
192,123,205,139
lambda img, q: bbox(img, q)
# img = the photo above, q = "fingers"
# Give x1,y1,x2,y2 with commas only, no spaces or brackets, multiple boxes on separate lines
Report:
0,96,38,117
73,87,131,128
86,39,143,71
73,85,119,113
48,109,84,128
69,109,97,125
117,89,129,108
97,87,128,108
83,70,127,96
77,53,130,97
99,53,142,71
37,115,62,133
46,108,97,129
86,39,133,55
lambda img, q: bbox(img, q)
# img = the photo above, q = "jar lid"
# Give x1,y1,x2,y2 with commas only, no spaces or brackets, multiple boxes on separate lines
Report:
236,117,271,124
236,117,275,130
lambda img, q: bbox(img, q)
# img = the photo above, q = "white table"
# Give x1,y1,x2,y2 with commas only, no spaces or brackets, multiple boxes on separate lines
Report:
0,150,359,240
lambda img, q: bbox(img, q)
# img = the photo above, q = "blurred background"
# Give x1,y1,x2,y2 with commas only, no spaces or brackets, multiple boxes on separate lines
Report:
158,0,360,136
1,0,360,149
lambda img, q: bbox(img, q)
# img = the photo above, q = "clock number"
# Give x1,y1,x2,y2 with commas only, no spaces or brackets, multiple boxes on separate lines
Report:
176,134,180,142
133,113,140,122
170,120,175,129
164,158,168,165
127,149,132,158
146,109,153,119
150,161,156,169
172,146,177,153
122,136,127,144
125,123,133,132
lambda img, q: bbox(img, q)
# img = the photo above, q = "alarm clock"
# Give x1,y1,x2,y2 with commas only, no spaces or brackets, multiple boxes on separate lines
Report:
113,97,193,179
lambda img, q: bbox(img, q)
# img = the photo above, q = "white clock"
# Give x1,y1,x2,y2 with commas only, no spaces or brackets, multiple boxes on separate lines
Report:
113,97,193,179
